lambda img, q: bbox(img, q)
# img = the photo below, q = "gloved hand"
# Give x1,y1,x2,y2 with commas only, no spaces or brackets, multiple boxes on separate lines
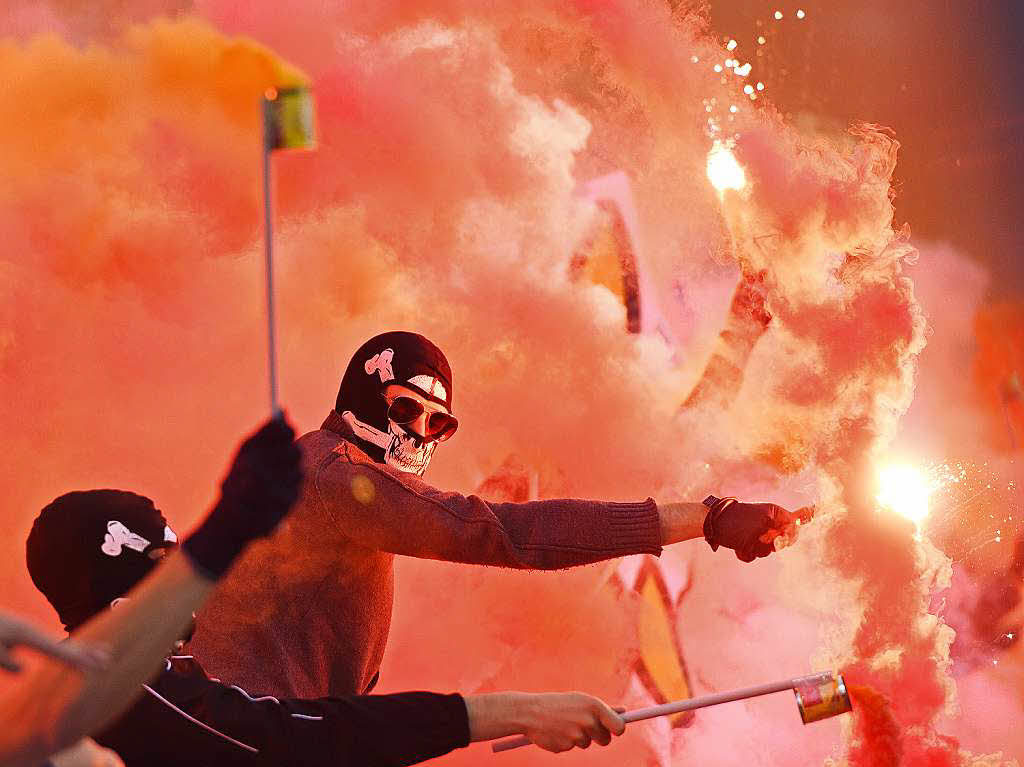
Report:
702,495,812,562
182,416,302,579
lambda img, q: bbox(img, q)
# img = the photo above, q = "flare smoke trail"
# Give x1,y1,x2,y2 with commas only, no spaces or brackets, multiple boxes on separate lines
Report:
0,1,1017,764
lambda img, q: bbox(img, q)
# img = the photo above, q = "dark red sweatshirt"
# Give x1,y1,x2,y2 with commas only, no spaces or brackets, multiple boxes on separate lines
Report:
189,410,663,699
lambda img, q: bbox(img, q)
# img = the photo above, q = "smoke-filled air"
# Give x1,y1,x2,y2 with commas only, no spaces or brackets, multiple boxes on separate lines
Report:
1,0,1021,765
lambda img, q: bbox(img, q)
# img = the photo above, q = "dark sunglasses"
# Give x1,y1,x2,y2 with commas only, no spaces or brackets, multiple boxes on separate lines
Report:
384,395,459,442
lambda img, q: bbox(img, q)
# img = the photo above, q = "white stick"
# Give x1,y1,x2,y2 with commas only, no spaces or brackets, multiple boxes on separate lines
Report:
261,99,280,417
491,672,832,753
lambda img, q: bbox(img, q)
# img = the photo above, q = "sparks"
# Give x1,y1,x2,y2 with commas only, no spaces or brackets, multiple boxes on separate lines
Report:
706,140,747,194
877,464,933,527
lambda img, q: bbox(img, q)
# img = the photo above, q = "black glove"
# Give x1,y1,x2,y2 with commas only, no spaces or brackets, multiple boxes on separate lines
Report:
702,495,797,562
183,416,303,579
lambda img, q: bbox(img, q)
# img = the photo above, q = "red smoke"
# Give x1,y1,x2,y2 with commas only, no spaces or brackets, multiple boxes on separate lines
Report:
0,1,1020,764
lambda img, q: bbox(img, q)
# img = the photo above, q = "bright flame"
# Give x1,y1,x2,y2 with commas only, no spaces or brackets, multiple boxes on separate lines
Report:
877,464,932,526
706,141,747,193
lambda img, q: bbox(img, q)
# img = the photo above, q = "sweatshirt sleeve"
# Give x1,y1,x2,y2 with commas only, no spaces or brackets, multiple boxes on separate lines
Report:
186,680,471,767
313,446,663,568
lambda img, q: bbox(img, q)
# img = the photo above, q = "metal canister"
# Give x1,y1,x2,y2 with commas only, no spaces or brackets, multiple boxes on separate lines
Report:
263,86,316,150
792,672,853,724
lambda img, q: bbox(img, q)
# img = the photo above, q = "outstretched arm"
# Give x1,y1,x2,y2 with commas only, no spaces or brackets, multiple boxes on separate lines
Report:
321,451,803,567
466,691,625,753
683,270,772,410
317,449,663,569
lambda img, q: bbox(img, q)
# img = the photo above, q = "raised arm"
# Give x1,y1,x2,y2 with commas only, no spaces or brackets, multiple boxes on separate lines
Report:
0,417,302,767
0,553,215,767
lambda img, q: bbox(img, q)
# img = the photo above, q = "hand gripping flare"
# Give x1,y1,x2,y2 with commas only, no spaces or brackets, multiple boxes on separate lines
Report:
491,672,852,753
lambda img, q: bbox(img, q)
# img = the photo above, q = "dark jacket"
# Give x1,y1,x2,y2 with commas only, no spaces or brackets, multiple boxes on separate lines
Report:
95,656,470,767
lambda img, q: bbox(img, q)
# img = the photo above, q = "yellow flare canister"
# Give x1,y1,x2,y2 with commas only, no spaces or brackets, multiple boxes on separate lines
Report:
263,86,316,150
793,672,853,724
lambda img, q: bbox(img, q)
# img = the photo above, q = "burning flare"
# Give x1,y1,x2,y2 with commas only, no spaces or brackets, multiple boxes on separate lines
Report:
706,140,747,194
708,140,749,194
877,464,932,527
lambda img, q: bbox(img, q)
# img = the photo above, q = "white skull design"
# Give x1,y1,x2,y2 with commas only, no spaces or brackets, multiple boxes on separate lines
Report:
383,420,437,476
101,520,152,557
341,410,436,476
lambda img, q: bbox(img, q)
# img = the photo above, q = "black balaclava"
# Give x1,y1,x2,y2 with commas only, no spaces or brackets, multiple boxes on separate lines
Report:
26,490,178,632
335,331,453,476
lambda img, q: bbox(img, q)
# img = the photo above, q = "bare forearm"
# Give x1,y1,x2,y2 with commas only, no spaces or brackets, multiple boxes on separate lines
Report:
656,501,708,545
465,692,530,742
0,552,213,767
465,691,625,753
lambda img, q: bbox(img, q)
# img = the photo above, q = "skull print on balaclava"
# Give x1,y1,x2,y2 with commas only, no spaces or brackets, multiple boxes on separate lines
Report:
26,490,179,632
335,331,454,476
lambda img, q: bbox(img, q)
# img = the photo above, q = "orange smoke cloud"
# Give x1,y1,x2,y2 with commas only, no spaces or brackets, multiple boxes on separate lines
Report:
0,2,1019,765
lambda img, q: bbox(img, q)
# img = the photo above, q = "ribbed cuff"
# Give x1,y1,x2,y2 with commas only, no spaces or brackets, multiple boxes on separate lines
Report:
605,498,663,556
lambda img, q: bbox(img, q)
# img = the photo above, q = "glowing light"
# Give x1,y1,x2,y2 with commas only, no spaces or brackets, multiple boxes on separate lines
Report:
877,464,932,527
714,64,723,73
734,62,752,76
758,35,767,44
756,81,765,90
727,39,738,51
743,84,755,94
691,55,699,63
725,58,735,67
796,9,806,18
706,141,747,194
729,104,738,113
774,10,784,20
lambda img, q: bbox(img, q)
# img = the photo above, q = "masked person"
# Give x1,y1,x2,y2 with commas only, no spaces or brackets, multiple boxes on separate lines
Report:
190,331,806,700
24,487,640,766
2,417,301,767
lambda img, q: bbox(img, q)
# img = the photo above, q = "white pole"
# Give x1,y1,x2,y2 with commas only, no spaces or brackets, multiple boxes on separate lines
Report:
261,97,280,417
491,672,833,753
